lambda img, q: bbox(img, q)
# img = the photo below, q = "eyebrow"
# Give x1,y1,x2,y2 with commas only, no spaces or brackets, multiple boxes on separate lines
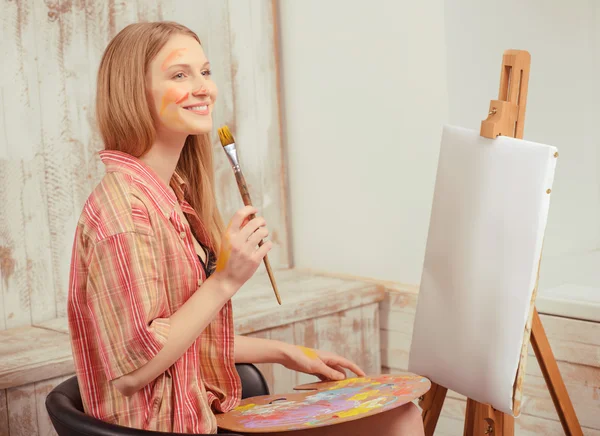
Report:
164,61,211,71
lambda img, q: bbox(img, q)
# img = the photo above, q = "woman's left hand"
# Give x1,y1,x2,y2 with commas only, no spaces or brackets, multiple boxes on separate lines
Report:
281,344,366,381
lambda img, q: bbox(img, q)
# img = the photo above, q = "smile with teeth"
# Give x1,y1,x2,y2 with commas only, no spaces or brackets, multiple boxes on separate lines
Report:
185,105,208,111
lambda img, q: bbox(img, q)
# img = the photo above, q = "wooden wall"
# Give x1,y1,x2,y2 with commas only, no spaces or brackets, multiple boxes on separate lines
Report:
0,0,289,331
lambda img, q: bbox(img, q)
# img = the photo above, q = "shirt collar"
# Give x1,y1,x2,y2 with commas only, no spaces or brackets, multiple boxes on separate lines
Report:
99,150,187,218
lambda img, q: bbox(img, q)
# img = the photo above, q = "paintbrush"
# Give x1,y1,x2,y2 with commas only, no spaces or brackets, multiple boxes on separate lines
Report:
217,125,282,305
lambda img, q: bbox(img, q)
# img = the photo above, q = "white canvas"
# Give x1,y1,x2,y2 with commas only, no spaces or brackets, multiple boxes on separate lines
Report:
408,125,558,415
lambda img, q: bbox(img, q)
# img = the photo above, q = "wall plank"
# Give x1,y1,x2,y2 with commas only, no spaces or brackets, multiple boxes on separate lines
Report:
6,384,37,436
226,0,289,267
293,318,320,387
0,389,8,436
31,0,83,325
0,0,48,331
361,303,381,374
34,376,65,436
244,329,274,393
266,324,298,394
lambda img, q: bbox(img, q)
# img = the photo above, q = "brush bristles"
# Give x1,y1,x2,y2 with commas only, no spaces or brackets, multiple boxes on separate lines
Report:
217,126,235,146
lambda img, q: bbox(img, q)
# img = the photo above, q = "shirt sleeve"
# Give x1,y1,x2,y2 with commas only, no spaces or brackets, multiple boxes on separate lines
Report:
86,231,171,381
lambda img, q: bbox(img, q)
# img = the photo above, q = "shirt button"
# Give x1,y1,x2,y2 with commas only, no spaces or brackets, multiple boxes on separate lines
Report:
197,279,202,286
179,231,186,239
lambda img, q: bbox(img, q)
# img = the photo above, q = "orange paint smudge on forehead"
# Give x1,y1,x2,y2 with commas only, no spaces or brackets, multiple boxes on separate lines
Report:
160,88,189,115
161,48,187,71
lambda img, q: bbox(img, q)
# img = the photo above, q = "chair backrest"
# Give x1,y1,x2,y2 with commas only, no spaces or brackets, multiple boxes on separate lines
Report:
236,362,270,399
408,125,558,415
45,363,268,435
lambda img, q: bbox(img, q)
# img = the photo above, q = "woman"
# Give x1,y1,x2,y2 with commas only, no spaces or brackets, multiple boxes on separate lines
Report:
67,21,424,435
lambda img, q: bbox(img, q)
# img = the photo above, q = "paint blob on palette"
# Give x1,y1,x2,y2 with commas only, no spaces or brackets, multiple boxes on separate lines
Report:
216,374,431,433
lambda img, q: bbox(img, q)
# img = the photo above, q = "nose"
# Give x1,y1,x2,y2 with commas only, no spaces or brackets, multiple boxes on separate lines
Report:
191,85,208,98
191,74,211,97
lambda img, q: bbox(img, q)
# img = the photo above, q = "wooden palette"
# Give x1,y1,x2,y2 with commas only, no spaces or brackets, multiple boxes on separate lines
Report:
216,374,431,433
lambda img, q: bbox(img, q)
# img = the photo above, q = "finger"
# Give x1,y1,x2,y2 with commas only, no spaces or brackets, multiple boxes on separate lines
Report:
314,373,328,382
324,356,365,377
247,227,269,248
253,240,272,260
332,364,347,378
238,216,266,241
229,206,258,231
317,361,345,381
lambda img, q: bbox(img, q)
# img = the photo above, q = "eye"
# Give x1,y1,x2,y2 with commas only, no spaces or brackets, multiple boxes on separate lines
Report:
172,72,186,80
201,69,212,77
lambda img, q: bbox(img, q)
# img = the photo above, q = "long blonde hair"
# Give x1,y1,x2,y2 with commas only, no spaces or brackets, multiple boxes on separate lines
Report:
96,21,224,253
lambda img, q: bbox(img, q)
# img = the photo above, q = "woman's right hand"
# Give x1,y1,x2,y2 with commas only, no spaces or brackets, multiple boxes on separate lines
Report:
213,205,273,298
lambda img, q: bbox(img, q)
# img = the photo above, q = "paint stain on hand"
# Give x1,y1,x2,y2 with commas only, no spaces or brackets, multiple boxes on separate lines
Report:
216,235,231,272
298,346,318,360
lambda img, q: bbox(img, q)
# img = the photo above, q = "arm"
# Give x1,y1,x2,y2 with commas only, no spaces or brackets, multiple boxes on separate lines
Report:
113,272,236,396
233,335,366,382
233,335,288,365
110,206,271,396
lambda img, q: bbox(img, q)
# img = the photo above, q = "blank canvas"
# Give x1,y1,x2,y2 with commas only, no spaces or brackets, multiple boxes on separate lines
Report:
408,125,558,415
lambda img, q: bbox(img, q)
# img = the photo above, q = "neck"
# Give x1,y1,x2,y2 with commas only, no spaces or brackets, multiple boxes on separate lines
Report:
140,132,188,187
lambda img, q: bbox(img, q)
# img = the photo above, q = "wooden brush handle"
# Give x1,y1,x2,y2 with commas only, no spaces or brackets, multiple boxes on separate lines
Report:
233,170,282,305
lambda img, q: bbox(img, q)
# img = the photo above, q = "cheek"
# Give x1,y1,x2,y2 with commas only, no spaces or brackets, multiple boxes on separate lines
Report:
159,87,189,115
212,86,218,103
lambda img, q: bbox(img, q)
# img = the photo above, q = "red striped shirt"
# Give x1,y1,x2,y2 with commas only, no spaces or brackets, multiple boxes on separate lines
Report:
67,150,241,433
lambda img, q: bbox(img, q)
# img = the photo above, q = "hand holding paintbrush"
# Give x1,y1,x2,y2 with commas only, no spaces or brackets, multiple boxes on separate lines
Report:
218,126,282,305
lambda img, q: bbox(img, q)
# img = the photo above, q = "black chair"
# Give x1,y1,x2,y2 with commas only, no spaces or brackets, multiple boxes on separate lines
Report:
46,363,270,436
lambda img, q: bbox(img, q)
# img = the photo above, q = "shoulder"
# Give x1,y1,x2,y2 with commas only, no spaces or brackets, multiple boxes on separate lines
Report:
77,172,155,244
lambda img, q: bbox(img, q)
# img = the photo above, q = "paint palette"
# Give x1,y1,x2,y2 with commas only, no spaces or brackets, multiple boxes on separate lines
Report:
216,374,431,433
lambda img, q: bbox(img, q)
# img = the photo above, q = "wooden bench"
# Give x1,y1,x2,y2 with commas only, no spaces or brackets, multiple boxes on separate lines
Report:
0,269,385,436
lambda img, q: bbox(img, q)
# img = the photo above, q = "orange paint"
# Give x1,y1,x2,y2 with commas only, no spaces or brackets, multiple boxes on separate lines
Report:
298,346,318,360
216,235,231,272
160,88,189,115
161,48,187,71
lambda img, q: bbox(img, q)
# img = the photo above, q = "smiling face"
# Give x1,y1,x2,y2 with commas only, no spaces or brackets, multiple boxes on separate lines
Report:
147,34,217,138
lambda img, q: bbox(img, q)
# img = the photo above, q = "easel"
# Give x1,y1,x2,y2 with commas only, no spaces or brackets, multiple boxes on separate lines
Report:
418,50,584,436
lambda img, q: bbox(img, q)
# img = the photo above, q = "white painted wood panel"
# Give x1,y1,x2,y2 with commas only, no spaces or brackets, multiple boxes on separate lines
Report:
6,383,38,436
292,318,320,387
0,388,8,436
0,374,70,436
1,0,52,332
0,0,289,331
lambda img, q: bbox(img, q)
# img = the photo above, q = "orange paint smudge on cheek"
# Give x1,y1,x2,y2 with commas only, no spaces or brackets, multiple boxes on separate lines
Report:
160,88,189,115
298,346,318,360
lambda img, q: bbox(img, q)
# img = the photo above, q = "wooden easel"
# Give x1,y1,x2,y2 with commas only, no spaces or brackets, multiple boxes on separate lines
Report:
418,50,584,436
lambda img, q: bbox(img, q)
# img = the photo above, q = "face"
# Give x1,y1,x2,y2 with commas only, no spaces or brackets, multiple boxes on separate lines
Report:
147,34,217,137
